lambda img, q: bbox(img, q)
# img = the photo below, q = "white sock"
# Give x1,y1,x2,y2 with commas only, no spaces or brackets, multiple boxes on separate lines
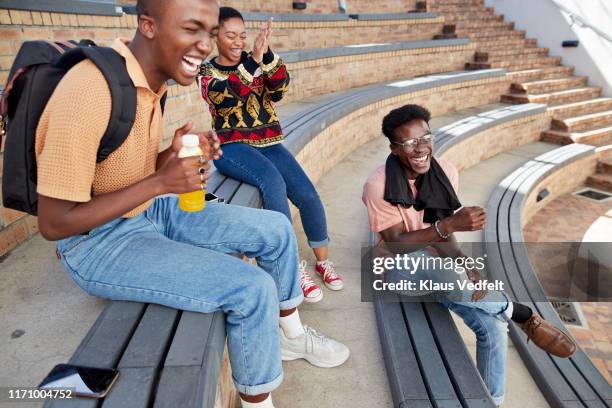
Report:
279,309,305,339
316,259,328,265
241,394,274,408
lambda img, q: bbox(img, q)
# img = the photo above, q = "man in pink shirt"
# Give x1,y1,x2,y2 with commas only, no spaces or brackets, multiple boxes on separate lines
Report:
362,104,576,406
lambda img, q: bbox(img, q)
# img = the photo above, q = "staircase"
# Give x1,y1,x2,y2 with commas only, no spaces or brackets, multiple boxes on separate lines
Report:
587,157,612,193
428,0,612,192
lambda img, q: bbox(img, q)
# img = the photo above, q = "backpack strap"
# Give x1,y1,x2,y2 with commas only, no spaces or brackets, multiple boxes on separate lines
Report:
56,46,137,163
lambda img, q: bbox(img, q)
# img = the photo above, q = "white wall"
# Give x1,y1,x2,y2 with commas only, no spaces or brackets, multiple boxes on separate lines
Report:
484,0,612,96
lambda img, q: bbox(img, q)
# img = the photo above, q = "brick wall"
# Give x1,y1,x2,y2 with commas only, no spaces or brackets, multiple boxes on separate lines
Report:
440,112,552,172
244,17,444,51
523,155,599,225
120,0,418,14
282,43,476,104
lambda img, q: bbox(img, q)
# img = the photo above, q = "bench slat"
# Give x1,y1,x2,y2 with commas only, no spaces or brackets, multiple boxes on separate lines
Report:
374,297,433,407
43,301,146,408
230,183,262,208
400,302,462,408
423,303,496,408
101,305,180,408
155,311,226,408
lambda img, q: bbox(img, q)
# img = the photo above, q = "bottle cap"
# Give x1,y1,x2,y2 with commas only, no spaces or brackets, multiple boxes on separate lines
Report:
181,134,199,148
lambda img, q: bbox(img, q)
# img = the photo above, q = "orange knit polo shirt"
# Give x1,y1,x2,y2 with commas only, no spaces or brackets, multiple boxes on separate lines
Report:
35,39,167,217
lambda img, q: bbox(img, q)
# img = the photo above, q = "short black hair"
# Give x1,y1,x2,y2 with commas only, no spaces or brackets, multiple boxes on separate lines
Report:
382,104,431,140
136,0,163,18
219,6,244,24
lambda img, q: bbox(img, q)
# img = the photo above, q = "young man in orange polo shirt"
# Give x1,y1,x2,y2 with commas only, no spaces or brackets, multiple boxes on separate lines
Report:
362,104,576,406
35,1,348,406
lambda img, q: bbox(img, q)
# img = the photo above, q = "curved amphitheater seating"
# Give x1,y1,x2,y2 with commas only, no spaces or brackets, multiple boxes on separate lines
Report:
47,68,508,408
484,144,612,408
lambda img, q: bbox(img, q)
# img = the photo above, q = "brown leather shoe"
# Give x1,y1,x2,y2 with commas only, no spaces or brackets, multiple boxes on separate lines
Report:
521,313,576,358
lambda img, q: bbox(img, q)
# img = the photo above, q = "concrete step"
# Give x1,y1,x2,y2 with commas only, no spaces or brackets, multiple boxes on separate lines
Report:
541,125,612,146
511,76,587,94
475,38,537,51
464,29,526,40
507,66,575,83
477,47,549,61
547,86,602,105
502,87,601,105
597,158,612,174
442,11,498,22
586,173,612,192
487,56,562,71
551,110,612,132
431,4,491,13
455,20,514,31
548,97,612,119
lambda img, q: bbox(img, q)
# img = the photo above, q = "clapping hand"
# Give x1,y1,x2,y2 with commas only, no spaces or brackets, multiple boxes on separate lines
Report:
253,17,273,63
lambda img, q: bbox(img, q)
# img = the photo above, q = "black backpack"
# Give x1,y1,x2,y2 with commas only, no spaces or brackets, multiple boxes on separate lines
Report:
0,39,166,216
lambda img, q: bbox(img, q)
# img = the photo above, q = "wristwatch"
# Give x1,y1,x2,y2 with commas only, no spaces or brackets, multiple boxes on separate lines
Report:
434,220,450,240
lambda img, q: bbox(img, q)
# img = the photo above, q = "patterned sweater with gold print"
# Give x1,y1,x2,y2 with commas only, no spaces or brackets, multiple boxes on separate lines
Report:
198,49,290,147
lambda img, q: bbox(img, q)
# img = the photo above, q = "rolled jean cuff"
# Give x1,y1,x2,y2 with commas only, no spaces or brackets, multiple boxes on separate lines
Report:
500,293,513,321
280,293,303,310
234,371,284,396
492,394,504,406
308,237,330,249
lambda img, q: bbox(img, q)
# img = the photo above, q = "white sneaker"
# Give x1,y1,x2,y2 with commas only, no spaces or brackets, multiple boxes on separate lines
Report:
299,260,323,303
280,325,350,368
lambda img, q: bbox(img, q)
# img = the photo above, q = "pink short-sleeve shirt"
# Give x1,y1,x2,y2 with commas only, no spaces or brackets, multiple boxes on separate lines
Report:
362,158,459,234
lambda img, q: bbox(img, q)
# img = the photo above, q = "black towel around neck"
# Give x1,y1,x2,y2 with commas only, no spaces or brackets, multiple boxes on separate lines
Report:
383,154,461,223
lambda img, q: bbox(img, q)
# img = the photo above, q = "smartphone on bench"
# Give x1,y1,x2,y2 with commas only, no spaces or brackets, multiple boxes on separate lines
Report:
205,192,225,203
38,364,119,398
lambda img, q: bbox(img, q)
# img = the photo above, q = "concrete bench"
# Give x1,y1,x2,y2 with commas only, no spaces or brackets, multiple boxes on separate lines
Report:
279,38,469,64
370,232,496,408
483,143,612,407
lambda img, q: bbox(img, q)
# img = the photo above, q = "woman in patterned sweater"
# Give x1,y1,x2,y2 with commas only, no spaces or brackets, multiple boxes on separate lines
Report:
199,7,343,303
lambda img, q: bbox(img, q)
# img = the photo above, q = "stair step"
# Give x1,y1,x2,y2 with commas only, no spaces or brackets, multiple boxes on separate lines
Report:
586,173,612,193
432,4,491,13
541,125,612,146
490,56,562,71
464,29,526,39
549,98,612,119
511,76,587,94
475,39,537,51
507,66,574,82
455,20,514,30
547,87,602,105
502,87,601,105
480,47,549,59
597,159,612,174
551,110,612,132
443,13,498,22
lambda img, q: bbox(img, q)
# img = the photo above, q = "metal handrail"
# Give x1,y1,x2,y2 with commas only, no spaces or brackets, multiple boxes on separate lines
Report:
551,0,612,44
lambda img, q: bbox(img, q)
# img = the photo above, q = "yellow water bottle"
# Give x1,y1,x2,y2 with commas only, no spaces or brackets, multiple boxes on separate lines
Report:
178,134,206,212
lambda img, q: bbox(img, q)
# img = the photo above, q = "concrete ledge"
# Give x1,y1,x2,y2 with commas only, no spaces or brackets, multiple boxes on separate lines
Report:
351,12,438,20
242,12,349,21
2,0,123,16
435,103,548,156
280,38,470,63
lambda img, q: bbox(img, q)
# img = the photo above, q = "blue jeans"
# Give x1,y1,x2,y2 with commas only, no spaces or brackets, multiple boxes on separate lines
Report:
385,250,511,406
56,197,303,395
214,142,329,248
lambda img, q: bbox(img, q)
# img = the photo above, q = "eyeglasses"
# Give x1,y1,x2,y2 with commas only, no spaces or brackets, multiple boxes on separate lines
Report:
391,133,434,151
